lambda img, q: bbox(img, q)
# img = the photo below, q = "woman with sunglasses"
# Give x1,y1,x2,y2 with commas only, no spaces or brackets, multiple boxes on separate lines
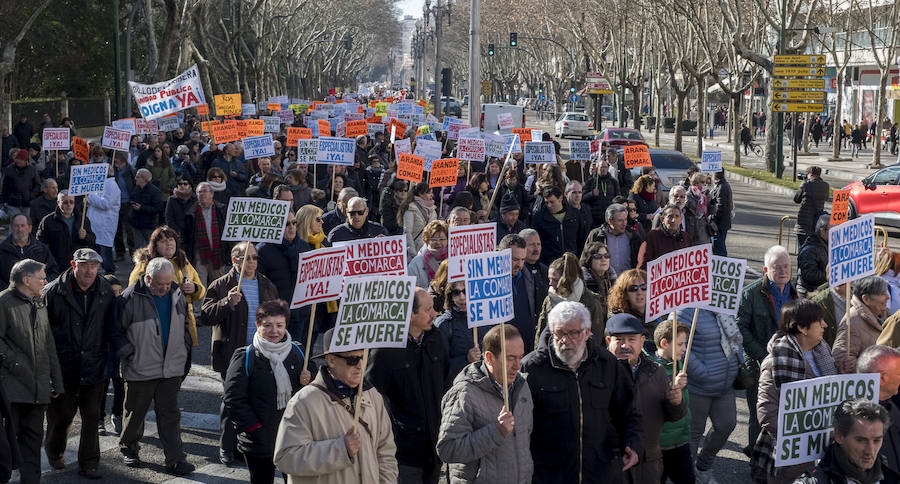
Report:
534,252,607,349
609,268,661,352
164,176,196,237
399,182,437,260
295,205,338,343
435,281,489,378
206,167,230,205
581,241,614,310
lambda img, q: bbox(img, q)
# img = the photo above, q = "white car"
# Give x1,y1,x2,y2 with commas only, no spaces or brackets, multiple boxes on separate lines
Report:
555,112,593,139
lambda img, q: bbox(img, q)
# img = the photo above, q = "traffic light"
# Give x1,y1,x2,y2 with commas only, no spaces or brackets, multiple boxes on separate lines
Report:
538,83,544,93
488,43,495,56
510,32,518,47
343,35,352,51
570,80,576,93
441,68,452,96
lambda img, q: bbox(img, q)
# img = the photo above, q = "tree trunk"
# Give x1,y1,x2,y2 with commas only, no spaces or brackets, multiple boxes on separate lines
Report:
675,92,685,152
631,86,641,130
732,94,741,167
765,87,777,172
696,76,705,159
802,113,811,153
654,80,662,148
872,70,888,167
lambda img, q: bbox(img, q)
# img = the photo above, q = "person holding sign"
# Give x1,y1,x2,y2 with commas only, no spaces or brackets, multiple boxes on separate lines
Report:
637,204,693,271
273,327,399,483
36,190,96,268
436,324,534,483
751,300,836,484
436,280,487,379
832,276,891,374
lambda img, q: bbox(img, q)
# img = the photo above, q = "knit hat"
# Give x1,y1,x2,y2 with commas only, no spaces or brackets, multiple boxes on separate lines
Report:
14,150,28,163
499,193,520,214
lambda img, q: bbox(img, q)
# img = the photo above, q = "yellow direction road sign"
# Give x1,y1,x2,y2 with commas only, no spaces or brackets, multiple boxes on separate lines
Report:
774,91,826,101
773,103,824,113
588,89,614,95
774,55,826,65
774,66,826,77
773,78,826,89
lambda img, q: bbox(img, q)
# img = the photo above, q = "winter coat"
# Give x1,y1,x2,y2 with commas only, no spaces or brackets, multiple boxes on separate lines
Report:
118,278,191,381
36,206,96,267
0,288,64,404
531,199,587,265
327,220,389,243
708,179,733,232
211,156,248,197
257,237,303,304
582,173,620,225
129,182,163,230
436,308,491,378
379,188,403,236
320,209,346,238
0,235,58,288
1,164,40,207
645,352,690,449
0,382,20,482
182,200,230,264
628,193,658,233
615,160,634,196
535,286,607,348
86,177,121,248
147,161,175,196
493,182,530,222
199,268,279,373
28,195,56,232
403,201,437,260
586,224,642,269
833,295,884,374
436,361,534,484
43,268,123,386
129,255,205,347
224,343,310,458
794,442,898,484
797,233,828,296
793,178,830,238
521,331,643,484
880,396,900,484
273,370,398,483
810,283,841,347
12,121,33,149
637,227,692,270
114,162,136,204
408,252,445,289
496,219,526,245
677,308,740,396
164,194,197,238
367,330,450,468
737,277,797,364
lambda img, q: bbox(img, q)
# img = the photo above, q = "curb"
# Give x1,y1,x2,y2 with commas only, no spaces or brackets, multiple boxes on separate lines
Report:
723,170,796,197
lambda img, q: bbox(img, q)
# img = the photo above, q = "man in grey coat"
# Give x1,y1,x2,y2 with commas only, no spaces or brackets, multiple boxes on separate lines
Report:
436,324,533,483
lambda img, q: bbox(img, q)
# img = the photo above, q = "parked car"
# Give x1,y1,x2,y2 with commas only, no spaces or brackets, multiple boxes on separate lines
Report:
601,105,616,122
845,163,900,227
441,96,463,117
554,112,594,139
595,127,647,150
609,148,697,192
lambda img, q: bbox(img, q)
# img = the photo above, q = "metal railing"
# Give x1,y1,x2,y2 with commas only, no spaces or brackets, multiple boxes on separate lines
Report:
779,214,891,256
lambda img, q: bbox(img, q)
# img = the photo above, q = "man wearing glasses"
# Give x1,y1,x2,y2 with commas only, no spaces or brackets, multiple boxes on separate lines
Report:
521,301,643,483
275,327,398,482
328,196,389,243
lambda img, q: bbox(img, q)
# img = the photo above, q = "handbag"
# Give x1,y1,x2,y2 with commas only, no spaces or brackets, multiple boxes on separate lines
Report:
733,358,758,390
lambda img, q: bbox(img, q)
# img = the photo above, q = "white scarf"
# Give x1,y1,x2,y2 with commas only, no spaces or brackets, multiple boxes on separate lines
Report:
252,331,294,410
548,278,585,305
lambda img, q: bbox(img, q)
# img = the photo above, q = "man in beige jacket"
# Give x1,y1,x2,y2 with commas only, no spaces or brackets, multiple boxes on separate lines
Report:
274,328,398,483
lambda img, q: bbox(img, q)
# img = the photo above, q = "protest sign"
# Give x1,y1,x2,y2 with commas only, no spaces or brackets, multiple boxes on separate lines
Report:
102,127,132,151
447,123,470,141
286,127,312,147
68,163,109,197
267,103,282,111
277,109,295,125
457,137,486,162
242,135,275,160
261,116,281,133
448,223,497,281
334,235,407,278
645,244,712,322
291,246,346,308
463,249,514,328
397,153,425,182
211,123,240,143
775,373,878,467
270,95,289,105
336,121,346,138
430,158,460,187
623,145,652,168
375,102,388,117
128,65,206,120
531,129,544,142
367,123,383,137
346,120,367,138
590,139,601,153
699,256,747,316
442,116,462,131
214,93,241,116
135,118,158,135
701,150,723,172
830,190,851,225
157,115,180,132
316,136,355,165
502,134,522,154
242,103,257,116
221,197,292,244
112,118,136,134
483,134,508,159
497,112,514,131
569,140,591,161
196,104,209,116
414,138,442,171
329,275,416,352
390,119,408,138
72,137,89,163
828,214,875,287
316,119,331,137
245,119,264,136
297,139,318,164
523,141,555,163
459,127,482,139
512,128,532,143
43,128,70,150
394,138,411,155
417,125,430,135
398,102,414,115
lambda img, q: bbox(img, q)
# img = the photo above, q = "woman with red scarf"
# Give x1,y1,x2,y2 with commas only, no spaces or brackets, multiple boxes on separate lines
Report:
628,174,659,233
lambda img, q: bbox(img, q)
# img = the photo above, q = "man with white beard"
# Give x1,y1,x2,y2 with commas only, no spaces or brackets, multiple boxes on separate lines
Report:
521,301,643,483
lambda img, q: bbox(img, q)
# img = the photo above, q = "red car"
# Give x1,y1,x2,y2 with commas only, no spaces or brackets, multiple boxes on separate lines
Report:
844,163,900,227
594,128,647,150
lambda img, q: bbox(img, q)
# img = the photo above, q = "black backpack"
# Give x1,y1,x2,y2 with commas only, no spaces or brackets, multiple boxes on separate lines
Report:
243,342,305,376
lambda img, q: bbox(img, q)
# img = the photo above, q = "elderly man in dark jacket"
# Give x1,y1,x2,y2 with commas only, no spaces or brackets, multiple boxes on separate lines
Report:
793,165,829,248
532,185,587,265
521,301,642,484
36,191,96,269
797,215,830,297
182,182,230,286
1,150,41,216
0,214,59,288
129,168,163,249
328,196,389,242
29,178,58,233
368,288,449,484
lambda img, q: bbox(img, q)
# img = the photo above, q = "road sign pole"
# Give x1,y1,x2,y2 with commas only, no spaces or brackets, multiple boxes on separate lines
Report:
792,114,799,182
775,0,787,178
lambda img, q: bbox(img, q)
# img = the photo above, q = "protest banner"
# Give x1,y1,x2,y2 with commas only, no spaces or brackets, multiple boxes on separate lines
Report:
502,133,522,154
128,65,206,120
297,139,317,164
457,137,486,163
523,141,555,163
316,136,355,165
270,95,289,105
292,246,347,372
828,214,875,287
397,153,425,182
375,102,388,117
417,125,430,135
569,140,591,161
590,139,601,153
645,244,712,322
414,138,442,171
448,223,497,282
512,128,532,143
43,128,70,150
464,249,514,329
775,373,879,467
483,134,507,159
245,119,265,136
135,118,158,135
394,138,411,156
333,235,407,278
261,116,281,133
701,150,723,172
276,109,294,125
531,129,544,142
447,122,470,141
623,145,652,168
214,93,241,116
112,118,136,134
346,120,367,138
336,121,346,138
316,119,331,137
699,256,747,316
242,135,275,160
390,119,408,138
430,158,459,188
72,137,89,163
267,103,282,111
69,163,109,197
242,103,257,116
196,104,209,116
497,112,514,131
830,190,851,225
221,197,292,244
442,116,462,131
286,127,312,147
157,115,180,132
102,127,132,152
211,123,240,143
234,120,249,139
459,127,482,139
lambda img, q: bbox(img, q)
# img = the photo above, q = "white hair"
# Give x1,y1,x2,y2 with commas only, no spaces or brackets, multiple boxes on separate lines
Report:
136,168,152,181
547,301,592,331
764,245,790,268
565,180,582,193
857,345,900,374
519,228,539,240
668,185,686,202
145,257,174,280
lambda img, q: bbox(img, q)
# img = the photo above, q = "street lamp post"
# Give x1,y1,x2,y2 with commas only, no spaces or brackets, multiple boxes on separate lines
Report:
468,0,481,127
425,0,451,119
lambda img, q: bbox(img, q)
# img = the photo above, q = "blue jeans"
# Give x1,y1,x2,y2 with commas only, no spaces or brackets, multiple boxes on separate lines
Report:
712,229,728,256
99,245,116,275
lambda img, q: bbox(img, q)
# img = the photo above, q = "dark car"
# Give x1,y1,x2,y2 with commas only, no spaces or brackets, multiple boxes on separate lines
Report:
844,163,900,227
613,148,698,192
441,96,463,117
595,128,647,150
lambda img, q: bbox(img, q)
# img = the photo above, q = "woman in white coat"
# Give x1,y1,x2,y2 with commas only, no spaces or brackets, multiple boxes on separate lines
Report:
400,181,437,260
86,162,121,274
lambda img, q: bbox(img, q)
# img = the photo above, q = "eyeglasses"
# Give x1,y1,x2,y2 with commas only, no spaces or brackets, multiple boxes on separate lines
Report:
236,255,259,261
428,236,447,243
592,253,610,260
551,328,585,340
210,175,223,180
627,283,647,292
177,182,190,186
347,209,366,217
450,289,466,297
315,217,323,223
332,353,364,366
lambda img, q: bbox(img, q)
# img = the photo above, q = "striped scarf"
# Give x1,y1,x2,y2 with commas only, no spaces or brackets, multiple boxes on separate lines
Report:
195,205,222,268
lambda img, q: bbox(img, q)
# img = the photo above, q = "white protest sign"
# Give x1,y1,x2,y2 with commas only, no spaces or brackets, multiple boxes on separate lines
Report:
414,139,443,171
457,137,486,162
459,127,482,139
68,163,109,196
502,134,522,154
448,223,497,282
531,129,544,141
569,140,592,161
221,197,292,243
297,139,318,164
483,134,508,159
135,118,158,135
291,246,346,308
775,373,879,467
497,112,514,131
828,214,875,287
316,136,355,165
101,127,132,152
242,103,257,116
128,64,206,120
241,135,275,160
269,95,289,105
333,235,407,278
447,123,470,140
157,116,180,132
112,118,136,135
367,123,384,137
261,116,281,133
464,249,514,328
523,141,555,163
277,109,294,125
42,128,70,150
701,150,723,172
699,256,747,316
394,138,411,156
645,244,712,322
329,275,416,352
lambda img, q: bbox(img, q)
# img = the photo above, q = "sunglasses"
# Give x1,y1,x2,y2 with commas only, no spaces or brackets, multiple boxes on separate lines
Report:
177,182,190,186
237,255,259,261
315,216,323,222
592,253,610,260
286,221,297,226
627,283,647,292
333,353,364,366
450,289,466,297
211,175,223,180
347,210,366,216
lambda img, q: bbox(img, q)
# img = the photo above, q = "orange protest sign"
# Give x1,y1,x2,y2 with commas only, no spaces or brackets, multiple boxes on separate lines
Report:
211,123,240,143
390,119,408,138
234,120,248,138
357,106,364,113
267,103,282,111
417,99,427,107
286,127,312,147
366,116,382,124
73,137,89,163
623,145,652,168
386,97,395,103
317,119,331,137
214,93,242,116
201,120,222,133
397,153,425,182
335,99,344,104
429,158,459,187
246,119,265,136
197,104,209,115
512,128,531,143
368,101,377,108
312,101,324,111
346,120,367,138
830,190,851,225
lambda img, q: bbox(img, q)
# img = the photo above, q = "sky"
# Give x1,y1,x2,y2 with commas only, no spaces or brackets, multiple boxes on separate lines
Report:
397,0,424,19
